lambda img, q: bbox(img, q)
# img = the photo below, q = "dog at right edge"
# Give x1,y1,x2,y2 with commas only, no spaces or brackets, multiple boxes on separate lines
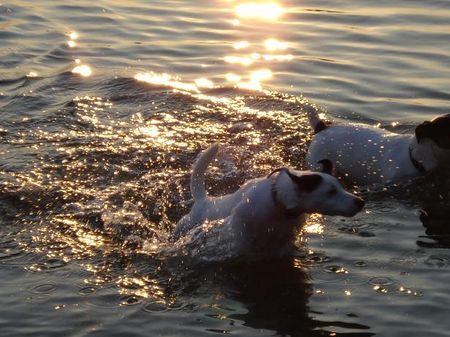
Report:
172,144,364,260
306,106,450,185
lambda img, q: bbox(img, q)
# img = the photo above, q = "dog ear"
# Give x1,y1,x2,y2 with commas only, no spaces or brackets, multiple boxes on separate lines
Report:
287,172,323,192
267,167,288,178
415,121,431,143
318,159,333,175
431,114,450,149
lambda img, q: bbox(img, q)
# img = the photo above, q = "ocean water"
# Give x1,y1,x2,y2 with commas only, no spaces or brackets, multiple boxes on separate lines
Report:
1,1,450,336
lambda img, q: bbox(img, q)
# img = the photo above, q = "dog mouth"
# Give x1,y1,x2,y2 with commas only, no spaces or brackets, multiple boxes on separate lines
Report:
340,197,365,217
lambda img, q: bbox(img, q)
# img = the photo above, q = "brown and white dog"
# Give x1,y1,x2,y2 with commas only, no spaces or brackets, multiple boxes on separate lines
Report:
172,144,364,259
306,107,450,185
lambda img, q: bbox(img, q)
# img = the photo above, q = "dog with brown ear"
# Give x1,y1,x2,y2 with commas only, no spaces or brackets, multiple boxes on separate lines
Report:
172,144,364,259
306,106,450,185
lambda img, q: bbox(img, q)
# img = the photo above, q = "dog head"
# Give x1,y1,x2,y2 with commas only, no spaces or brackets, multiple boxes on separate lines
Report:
413,114,450,171
415,114,450,150
272,166,364,217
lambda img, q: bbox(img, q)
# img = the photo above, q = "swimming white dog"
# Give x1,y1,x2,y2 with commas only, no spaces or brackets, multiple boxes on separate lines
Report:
306,106,450,185
172,144,364,258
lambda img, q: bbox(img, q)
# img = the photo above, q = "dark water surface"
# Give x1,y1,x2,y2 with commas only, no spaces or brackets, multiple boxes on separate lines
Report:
1,1,450,336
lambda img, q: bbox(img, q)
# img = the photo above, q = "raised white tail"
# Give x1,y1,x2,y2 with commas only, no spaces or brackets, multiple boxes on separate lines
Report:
191,143,220,200
305,104,327,134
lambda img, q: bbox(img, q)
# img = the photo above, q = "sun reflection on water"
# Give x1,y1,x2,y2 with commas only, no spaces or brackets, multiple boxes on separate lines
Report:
235,2,285,20
221,1,292,91
264,38,289,51
233,40,250,50
135,72,199,93
72,64,92,77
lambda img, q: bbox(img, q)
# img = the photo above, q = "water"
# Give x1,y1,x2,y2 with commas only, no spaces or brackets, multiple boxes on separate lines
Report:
1,0,450,336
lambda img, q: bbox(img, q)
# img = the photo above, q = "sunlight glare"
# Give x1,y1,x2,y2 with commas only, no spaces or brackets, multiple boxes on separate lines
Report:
233,41,250,50
72,64,92,77
225,73,241,82
224,55,253,66
251,69,272,82
27,71,38,78
135,72,199,93
235,3,284,20
263,54,294,61
195,78,214,88
69,31,79,40
264,38,288,51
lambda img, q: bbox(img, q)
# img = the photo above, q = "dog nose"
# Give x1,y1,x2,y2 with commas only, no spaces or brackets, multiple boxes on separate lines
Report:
354,197,365,210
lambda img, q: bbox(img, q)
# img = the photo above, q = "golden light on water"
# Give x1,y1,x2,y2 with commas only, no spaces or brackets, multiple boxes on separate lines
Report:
137,125,160,137
67,31,78,48
304,214,324,234
229,19,240,26
236,69,273,91
233,40,250,50
303,223,324,234
263,54,294,61
195,77,214,88
224,55,254,66
72,64,92,77
27,71,38,78
135,72,199,92
225,73,242,82
235,3,284,20
251,68,272,82
264,38,288,51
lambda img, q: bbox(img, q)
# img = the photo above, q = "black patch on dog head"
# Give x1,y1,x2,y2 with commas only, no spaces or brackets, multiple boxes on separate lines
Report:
287,172,323,192
416,114,450,148
314,121,328,134
318,159,333,175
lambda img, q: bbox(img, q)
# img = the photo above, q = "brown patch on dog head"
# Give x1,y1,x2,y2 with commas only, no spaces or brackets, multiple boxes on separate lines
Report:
415,121,432,144
416,114,450,149
287,172,323,192
318,159,333,175
314,121,328,134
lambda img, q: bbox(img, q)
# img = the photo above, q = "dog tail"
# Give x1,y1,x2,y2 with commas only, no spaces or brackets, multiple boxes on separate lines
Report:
191,143,220,201
305,104,328,134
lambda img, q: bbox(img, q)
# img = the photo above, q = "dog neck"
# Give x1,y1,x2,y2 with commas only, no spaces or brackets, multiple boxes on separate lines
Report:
409,137,439,173
270,174,304,218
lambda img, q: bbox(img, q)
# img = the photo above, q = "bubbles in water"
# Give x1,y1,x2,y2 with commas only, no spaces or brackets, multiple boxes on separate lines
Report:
353,261,368,268
142,302,168,313
78,286,96,295
424,255,449,268
120,295,143,306
369,277,394,286
31,284,57,294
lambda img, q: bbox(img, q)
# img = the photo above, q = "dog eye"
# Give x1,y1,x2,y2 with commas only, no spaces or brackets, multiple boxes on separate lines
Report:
327,188,337,195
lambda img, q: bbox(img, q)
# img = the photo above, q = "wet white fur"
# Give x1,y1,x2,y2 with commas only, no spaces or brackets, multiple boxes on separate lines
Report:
172,144,364,258
306,107,447,185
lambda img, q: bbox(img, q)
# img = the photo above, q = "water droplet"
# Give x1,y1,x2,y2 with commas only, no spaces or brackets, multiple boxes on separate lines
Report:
353,261,368,267
369,277,394,286
304,253,331,265
324,265,348,274
120,295,143,306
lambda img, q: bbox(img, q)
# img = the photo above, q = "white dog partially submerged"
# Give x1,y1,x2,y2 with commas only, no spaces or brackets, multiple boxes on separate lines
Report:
306,106,450,185
172,144,364,259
